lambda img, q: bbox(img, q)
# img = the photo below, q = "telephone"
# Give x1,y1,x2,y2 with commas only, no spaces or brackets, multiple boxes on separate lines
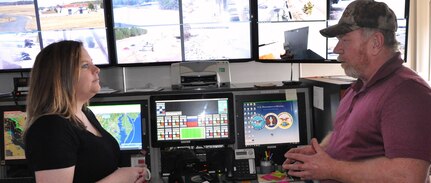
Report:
231,148,257,180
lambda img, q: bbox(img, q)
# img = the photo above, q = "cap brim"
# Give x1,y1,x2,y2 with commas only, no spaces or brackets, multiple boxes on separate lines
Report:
320,24,358,38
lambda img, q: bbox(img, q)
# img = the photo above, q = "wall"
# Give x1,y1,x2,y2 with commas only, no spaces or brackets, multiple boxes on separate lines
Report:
300,63,344,77
120,61,300,91
0,62,300,94
410,0,430,81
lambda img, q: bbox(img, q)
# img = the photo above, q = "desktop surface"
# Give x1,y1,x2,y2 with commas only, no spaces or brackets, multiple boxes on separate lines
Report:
158,172,311,183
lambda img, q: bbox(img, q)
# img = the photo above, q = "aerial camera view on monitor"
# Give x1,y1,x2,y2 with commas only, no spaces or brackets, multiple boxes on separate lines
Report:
257,0,327,60
0,0,109,70
326,0,407,59
113,0,251,63
258,0,326,22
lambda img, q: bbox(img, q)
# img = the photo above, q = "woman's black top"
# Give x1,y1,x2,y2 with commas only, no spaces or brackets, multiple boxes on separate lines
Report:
25,109,120,182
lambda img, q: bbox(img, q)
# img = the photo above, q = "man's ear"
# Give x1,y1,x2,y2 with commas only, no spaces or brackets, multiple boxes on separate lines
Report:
370,31,385,55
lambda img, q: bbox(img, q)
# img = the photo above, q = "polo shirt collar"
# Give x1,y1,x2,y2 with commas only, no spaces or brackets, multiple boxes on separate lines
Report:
351,52,403,92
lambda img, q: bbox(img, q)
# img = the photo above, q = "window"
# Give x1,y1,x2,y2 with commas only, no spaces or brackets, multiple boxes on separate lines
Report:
409,0,430,83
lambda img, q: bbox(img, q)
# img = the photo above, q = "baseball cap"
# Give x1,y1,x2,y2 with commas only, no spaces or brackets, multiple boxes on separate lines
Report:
320,0,398,37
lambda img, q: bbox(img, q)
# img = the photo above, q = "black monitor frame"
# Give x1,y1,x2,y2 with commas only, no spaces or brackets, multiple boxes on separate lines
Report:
0,0,112,73
150,92,236,148
0,105,27,165
87,100,149,154
88,99,150,167
234,88,312,165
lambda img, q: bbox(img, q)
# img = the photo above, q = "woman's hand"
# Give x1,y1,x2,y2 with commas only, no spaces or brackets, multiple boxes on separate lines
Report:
97,167,148,183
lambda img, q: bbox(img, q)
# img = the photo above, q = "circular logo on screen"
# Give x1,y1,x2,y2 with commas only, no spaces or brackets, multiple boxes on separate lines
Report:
249,114,265,130
278,112,294,129
264,113,279,130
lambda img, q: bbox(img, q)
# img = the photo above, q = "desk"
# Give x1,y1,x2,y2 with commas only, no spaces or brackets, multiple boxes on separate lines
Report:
158,173,313,183
255,175,306,183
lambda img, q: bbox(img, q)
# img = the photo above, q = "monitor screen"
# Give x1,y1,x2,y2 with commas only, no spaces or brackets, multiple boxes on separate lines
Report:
257,0,409,62
243,99,300,146
0,0,110,72
111,0,251,65
87,102,144,151
327,0,408,60
0,105,27,165
257,0,327,61
235,89,311,165
150,93,235,147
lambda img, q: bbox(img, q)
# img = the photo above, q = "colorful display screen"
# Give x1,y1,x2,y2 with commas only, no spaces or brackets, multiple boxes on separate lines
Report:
88,103,143,151
1,108,27,163
243,100,300,146
234,90,312,165
150,93,235,147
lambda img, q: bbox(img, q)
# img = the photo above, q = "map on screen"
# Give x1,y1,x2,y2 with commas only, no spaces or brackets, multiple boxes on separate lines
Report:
88,104,143,150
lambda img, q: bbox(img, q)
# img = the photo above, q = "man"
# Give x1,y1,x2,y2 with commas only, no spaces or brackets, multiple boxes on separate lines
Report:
282,0,431,182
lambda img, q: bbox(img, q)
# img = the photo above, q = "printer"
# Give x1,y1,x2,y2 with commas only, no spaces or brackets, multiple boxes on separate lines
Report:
170,61,231,89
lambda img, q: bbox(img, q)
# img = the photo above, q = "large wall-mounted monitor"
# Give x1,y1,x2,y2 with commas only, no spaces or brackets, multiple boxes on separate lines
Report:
327,0,409,60
111,0,252,65
256,0,409,62
0,105,27,165
87,101,147,152
150,93,235,148
0,0,110,72
257,0,327,61
235,88,312,165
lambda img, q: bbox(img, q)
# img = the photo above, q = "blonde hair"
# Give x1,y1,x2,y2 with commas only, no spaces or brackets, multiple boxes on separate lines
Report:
25,40,86,135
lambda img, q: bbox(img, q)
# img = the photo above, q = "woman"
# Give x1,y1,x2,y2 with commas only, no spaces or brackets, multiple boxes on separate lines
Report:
24,40,149,183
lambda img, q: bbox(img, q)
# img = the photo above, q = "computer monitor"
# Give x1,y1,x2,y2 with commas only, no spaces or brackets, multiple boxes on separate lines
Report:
150,93,235,148
111,0,252,65
283,26,314,60
257,0,327,61
235,88,312,165
0,0,110,72
87,101,146,151
0,105,27,165
327,0,409,60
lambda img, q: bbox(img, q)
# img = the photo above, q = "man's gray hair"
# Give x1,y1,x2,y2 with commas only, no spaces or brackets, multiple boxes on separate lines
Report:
362,28,400,53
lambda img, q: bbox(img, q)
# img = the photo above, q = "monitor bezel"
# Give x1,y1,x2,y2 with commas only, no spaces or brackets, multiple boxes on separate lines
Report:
149,92,236,148
234,90,310,165
108,0,254,67
0,0,113,73
0,105,27,165
254,0,410,63
87,100,148,154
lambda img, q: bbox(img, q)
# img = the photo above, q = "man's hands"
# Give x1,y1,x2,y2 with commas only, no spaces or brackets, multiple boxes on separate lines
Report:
282,138,337,180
